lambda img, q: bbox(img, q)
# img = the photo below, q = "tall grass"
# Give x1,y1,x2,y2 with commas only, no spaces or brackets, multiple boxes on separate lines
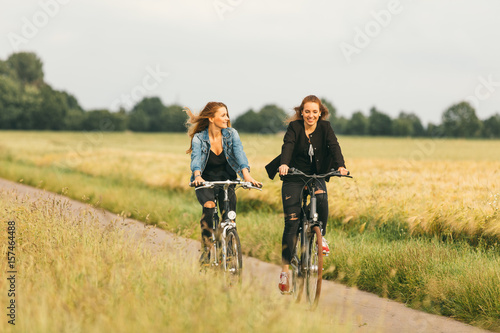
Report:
1,131,500,330
0,188,351,333
324,232,500,330
0,131,498,243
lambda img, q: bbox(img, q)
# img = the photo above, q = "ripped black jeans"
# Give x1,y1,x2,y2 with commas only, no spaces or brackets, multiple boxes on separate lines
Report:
196,186,237,247
281,178,328,265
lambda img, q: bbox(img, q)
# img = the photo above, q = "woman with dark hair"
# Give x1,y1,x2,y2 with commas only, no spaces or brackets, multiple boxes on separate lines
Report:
267,95,348,293
185,102,261,262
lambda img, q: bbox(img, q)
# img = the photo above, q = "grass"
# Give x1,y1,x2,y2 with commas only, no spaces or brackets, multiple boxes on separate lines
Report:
324,231,500,330
0,131,499,330
1,131,498,242
0,188,352,333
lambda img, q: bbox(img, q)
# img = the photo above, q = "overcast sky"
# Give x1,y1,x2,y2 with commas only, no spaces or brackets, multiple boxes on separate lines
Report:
1,0,500,124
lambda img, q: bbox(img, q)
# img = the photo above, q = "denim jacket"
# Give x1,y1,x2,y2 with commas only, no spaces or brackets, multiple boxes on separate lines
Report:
190,127,250,181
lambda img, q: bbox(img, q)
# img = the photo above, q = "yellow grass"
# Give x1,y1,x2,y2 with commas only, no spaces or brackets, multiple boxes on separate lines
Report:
0,131,498,241
0,188,352,333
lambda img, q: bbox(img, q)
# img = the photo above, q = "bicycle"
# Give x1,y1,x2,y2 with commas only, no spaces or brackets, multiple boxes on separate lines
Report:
189,180,262,280
281,167,351,309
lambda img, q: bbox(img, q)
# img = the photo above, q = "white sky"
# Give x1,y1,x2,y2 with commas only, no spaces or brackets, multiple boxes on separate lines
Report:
1,0,500,124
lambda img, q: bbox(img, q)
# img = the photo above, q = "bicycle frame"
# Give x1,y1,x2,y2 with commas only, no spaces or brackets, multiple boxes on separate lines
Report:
284,167,352,308
297,177,322,274
190,180,262,273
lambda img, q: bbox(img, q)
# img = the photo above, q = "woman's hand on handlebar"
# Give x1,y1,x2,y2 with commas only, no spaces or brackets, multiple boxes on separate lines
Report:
244,175,262,188
192,174,205,187
338,167,349,176
279,164,289,176
242,168,262,188
242,168,262,187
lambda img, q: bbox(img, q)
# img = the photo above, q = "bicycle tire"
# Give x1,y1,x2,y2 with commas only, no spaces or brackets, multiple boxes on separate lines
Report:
305,226,323,309
211,239,222,268
224,228,242,276
291,235,304,302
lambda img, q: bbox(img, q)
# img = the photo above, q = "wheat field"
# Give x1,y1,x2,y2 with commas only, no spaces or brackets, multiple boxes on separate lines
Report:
1,131,498,242
1,131,500,330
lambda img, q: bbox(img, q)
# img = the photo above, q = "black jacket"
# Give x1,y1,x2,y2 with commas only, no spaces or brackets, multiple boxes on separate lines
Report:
265,120,345,180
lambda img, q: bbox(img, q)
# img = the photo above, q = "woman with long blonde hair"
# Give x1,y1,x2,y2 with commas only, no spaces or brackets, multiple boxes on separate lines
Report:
185,102,261,263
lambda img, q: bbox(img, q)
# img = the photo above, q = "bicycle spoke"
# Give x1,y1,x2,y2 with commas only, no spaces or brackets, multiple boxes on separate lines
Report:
291,236,304,302
305,226,323,309
223,228,242,284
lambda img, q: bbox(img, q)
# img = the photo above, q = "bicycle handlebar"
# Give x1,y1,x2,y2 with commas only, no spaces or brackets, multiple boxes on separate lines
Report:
189,179,263,191
284,167,352,179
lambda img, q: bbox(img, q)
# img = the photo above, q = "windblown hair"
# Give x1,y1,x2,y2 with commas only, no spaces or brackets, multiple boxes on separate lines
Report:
185,102,230,154
288,95,330,123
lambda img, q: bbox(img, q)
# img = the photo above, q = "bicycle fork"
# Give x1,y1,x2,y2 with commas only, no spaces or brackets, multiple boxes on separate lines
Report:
220,221,236,269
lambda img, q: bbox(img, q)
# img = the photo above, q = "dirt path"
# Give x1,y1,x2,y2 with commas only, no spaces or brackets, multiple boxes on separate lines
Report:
1,177,490,333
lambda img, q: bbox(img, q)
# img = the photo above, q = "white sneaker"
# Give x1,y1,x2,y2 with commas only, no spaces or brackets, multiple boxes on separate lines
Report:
278,272,290,294
322,237,330,256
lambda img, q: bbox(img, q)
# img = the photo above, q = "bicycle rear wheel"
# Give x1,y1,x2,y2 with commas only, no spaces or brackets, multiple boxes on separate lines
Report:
305,226,323,309
224,228,242,277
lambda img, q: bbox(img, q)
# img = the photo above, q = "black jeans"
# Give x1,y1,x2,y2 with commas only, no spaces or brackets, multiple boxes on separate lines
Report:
196,186,237,246
281,178,328,265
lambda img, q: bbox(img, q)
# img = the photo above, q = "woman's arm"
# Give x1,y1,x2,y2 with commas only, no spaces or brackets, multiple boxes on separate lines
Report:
324,121,346,171
228,129,261,186
280,122,297,167
190,135,206,185
229,128,250,173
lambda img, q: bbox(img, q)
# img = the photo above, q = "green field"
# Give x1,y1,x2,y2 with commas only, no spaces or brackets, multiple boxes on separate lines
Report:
0,186,351,333
0,131,499,330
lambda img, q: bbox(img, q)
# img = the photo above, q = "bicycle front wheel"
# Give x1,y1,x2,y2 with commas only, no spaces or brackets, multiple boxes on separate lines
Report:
305,226,323,309
224,228,242,276
290,235,304,302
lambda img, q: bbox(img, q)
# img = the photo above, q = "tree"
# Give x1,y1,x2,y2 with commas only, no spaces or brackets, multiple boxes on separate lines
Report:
392,112,425,137
345,111,368,135
128,108,149,131
442,101,481,137
232,109,262,132
426,123,442,137
233,104,287,133
482,113,500,138
258,104,287,133
60,91,83,111
82,109,127,131
64,108,86,130
0,75,22,129
29,85,68,130
0,59,16,79
15,84,43,129
331,115,348,134
6,52,44,85
164,104,187,132
129,97,165,131
368,107,392,136
320,98,337,120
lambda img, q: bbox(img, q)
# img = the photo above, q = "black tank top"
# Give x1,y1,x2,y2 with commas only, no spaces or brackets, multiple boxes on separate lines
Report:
202,150,237,181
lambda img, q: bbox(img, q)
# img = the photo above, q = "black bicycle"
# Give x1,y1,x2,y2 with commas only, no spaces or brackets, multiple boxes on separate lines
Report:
282,168,351,309
190,180,262,279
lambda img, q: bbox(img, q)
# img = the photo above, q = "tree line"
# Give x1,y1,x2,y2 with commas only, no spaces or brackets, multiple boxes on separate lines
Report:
1,52,500,138
234,98,500,138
